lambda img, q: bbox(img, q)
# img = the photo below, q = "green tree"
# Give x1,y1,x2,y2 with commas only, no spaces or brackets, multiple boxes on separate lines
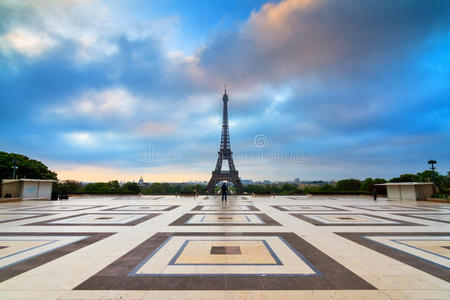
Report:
84,183,110,193
361,178,374,191
373,178,387,184
415,170,446,192
0,151,57,181
303,185,320,194
54,180,83,195
193,184,206,194
415,170,435,183
390,174,415,182
121,182,140,194
108,180,120,192
319,184,335,192
160,183,172,194
143,183,166,194
445,172,450,189
280,183,295,194
335,179,361,191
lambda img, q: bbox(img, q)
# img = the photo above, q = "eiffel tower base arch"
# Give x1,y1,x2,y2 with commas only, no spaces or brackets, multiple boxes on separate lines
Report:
207,171,244,194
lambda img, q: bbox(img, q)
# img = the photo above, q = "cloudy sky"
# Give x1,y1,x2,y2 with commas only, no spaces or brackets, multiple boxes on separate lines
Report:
1,0,449,182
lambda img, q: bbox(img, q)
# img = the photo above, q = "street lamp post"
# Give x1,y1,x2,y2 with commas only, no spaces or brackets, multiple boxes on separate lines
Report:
428,159,437,195
11,159,18,179
428,159,437,183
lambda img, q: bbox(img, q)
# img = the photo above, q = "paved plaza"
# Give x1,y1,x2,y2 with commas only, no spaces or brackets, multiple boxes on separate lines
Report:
0,195,449,299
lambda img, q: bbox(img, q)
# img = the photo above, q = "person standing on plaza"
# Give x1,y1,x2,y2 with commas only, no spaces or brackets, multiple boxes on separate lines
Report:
373,188,378,201
221,182,228,202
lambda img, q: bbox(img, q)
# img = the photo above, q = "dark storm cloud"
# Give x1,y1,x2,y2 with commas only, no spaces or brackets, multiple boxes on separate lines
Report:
196,0,450,86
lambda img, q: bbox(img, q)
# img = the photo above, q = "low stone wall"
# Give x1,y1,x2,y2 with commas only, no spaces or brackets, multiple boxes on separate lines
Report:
426,197,450,203
0,197,22,203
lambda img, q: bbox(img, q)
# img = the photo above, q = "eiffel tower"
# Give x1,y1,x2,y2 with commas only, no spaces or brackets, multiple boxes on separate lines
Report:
207,88,243,194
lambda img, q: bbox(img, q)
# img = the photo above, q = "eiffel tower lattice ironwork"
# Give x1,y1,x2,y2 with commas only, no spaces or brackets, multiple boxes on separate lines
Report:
207,88,243,194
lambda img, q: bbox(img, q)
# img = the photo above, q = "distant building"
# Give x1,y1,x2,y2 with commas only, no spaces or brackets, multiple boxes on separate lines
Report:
138,176,144,186
241,179,253,185
294,178,300,183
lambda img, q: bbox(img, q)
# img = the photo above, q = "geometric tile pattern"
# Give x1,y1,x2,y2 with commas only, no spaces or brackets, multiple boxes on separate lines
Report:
25,213,160,226
15,205,103,211
272,205,345,211
110,196,165,201
337,232,450,282
394,213,450,224
103,205,179,211
0,213,53,224
346,205,437,211
419,205,450,211
291,213,423,226
197,201,255,205
0,205,32,210
0,232,113,283
75,232,375,290
191,205,259,211
1,196,448,296
170,214,281,226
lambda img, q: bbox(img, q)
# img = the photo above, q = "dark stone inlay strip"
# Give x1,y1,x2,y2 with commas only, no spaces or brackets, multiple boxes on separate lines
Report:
337,232,450,282
210,246,241,255
290,213,424,226
272,205,347,212
103,205,179,212
25,213,160,226
346,205,438,211
0,232,114,283
13,205,104,212
169,213,281,226
394,213,450,224
74,232,375,290
0,213,54,224
191,206,259,212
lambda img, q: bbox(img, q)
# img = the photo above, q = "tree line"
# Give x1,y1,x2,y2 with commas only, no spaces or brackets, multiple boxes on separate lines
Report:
1,151,449,197
52,170,450,196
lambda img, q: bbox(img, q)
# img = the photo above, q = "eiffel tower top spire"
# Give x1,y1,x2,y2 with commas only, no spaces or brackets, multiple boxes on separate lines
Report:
223,84,228,101
220,85,230,151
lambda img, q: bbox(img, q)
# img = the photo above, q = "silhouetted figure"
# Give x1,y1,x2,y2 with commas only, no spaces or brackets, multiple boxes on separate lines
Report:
221,183,228,202
373,188,378,201
193,188,198,198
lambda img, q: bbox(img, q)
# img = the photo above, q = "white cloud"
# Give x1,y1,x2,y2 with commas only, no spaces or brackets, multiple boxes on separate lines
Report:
0,0,113,60
62,130,135,150
50,88,139,119
0,27,57,57
64,132,98,148
0,1,184,63
139,121,176,137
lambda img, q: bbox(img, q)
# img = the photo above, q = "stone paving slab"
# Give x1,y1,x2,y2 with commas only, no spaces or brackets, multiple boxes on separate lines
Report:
0,195,448,299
